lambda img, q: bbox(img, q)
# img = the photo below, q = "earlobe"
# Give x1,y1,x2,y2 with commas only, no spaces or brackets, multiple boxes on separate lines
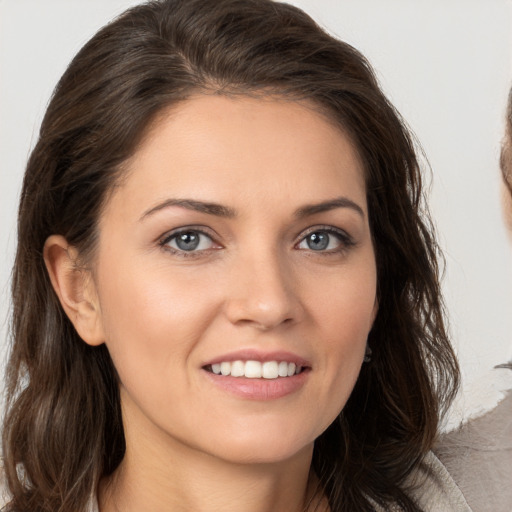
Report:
43,235,105,346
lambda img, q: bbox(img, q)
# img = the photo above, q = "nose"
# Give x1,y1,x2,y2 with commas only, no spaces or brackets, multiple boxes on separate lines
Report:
223,250,304,330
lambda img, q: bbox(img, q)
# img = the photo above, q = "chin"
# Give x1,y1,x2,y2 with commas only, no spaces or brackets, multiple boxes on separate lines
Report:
196,423,318,466
212,439,314,466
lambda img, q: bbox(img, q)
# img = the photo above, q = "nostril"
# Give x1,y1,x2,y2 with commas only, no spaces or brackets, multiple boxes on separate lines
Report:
222,270,305,331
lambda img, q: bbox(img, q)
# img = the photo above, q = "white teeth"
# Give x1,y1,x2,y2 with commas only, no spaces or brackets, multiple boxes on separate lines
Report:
244,360,262,378
231,360,245,377
209,360,304,379
278,361,289,377
262,361,279,379
220,362,231,376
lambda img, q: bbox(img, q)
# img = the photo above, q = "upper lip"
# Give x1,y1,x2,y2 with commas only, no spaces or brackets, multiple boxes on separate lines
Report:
202,349,311,368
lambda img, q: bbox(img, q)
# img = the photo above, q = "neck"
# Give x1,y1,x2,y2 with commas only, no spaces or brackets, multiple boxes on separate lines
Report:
100,451,322,512
98,395,327,512
99,442,325,512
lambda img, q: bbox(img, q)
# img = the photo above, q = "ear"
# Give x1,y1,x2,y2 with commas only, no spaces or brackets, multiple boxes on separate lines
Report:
43,235,105,346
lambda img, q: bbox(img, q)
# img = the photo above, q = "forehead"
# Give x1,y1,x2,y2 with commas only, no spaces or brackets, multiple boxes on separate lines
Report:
108,94,367,219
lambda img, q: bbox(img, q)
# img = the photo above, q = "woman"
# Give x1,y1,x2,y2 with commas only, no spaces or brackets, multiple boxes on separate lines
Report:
1,1,462,511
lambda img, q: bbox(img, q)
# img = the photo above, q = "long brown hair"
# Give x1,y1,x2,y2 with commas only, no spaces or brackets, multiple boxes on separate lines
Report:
2,1,459,511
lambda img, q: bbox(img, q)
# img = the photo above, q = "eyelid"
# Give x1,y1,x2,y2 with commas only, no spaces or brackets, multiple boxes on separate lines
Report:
158,226,222,255
158,225,214,243
297,225,354,241
295,225,356,250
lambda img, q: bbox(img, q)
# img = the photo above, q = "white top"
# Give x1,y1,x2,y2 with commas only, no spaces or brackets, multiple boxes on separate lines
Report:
0,451,472,511
82,452,472,512
401,451,472,512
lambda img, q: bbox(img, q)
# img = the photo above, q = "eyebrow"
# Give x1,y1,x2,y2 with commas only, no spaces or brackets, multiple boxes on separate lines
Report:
140,198,237,221
294,197,365,219
139,196,364,221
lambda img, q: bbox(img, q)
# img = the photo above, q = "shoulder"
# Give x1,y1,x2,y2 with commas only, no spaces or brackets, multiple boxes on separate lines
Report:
435,382,512,512
0,456,100,512
404,451,473,512
0,458,9,508
370,451,472,512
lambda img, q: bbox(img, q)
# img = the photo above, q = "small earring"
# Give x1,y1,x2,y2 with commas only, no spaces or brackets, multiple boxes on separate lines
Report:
363,346,372,363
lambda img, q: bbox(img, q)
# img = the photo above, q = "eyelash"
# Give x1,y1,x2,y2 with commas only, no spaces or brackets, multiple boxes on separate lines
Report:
298,225,356,255
159,226,219,258
158,225,355,258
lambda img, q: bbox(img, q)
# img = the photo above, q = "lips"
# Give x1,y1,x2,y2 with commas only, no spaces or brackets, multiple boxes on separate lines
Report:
201,350,311,400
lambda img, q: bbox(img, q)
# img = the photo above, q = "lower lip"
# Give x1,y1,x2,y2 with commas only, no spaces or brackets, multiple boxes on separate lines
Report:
202,370,309,400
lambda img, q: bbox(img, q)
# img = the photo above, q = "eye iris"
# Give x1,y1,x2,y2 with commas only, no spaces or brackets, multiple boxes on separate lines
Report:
307,231,329,250
176,232,200,251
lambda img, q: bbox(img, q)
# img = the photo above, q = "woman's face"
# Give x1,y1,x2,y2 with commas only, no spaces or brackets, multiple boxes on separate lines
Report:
89,95,378,464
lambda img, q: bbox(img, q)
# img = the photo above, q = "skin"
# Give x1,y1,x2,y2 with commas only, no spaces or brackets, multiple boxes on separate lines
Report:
45,95,378,512
500,180,512,238
501,130,512,239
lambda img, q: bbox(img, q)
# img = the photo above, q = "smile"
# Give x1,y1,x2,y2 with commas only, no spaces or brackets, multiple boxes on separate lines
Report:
208,360,303,379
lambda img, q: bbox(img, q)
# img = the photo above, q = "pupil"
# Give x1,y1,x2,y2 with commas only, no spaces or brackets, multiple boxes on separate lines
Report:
176,232,200,251
308,232,329,250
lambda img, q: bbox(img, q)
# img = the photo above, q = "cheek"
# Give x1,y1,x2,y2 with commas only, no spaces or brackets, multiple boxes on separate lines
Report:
301,259,377,417
94,259,222,378
319,291,373,382
307,256,377,344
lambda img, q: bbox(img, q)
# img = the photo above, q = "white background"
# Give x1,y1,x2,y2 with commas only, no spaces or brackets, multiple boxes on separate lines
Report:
1,0,512,425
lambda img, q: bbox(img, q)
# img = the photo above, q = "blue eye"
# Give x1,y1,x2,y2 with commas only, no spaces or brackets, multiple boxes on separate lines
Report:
164,230,215,252
304,232,330,251
297,229,351,252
